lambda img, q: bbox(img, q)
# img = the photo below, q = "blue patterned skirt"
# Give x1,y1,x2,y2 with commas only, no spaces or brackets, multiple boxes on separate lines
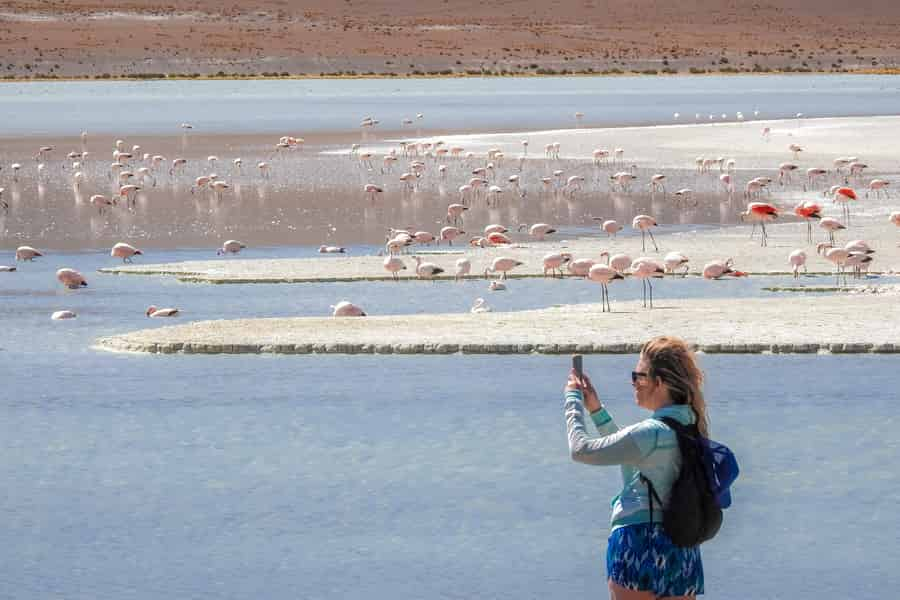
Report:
606,523,704,596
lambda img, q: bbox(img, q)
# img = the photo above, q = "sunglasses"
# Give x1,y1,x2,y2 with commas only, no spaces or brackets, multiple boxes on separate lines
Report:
631,371,649,384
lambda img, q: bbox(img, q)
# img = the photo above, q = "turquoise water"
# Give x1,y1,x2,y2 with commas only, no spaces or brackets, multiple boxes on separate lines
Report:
1,74,899,136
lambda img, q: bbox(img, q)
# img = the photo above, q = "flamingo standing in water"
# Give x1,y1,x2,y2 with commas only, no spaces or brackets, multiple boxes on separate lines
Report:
866,179,890,198
111,242,142,263
485,257,524,280
413,256,445,279
447,203,468,225
383,255,406,280
587,264,624,312
630,258,665,308
520,223,556,241
832,187,857,225
740,202,778,247
819,217,846,245
816,243,851,284
632,215,658,252
16,246,42,261
594,219,623,238
663,252,689,276
542,252,572,277
439,226,465,246
57,268,87,289
788,250,807,278
794,201,822,244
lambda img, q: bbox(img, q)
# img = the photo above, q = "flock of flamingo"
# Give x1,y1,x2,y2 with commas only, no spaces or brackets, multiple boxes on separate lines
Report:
2,114,900,321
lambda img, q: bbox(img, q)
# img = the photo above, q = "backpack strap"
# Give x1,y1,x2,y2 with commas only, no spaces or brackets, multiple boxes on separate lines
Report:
640,473,664,525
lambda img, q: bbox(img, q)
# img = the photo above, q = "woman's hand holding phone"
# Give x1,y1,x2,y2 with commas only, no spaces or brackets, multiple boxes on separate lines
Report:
565,369,603,413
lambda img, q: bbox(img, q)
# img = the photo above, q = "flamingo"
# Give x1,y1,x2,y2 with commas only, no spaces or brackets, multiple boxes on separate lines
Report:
257,162,271,178
0,265,16,272
484,224,508,236
383,256,406,280
632,215,658,252
816,243,851,284
647,174,666,194
331,301,366,317
778,163,799,186
567,258,596,277
51,310,77,320
486,231,512,246
740,202,778,247
57,268,87,289
413,231,435,246
364,183,383,201
672,188,695,207
439,226,465,246
702,258,747,280
587,264,624,312
610,171,637,192
413,256,445,279
488,281,507,291
630,258,665,308
210,180,230,199
111,242,142,263
788,250,807,278
16,246,42,261
608,253,632,274
119,184,141,207
866,179,890,199
520,223,556,241
487,185,504,207
890,212,900,227
318,245,346,253
832,187,857,225
485,257,524,280
594,219,623,238
719,173,734,195
819,217,846,245
663,252,689,276
471,298,492,313
455,258,472,280
794,201,822,244
804,167,828,191
447,203,468,225
542,252,572,277
146,305,180,317
217,240,246,255
0,187,6,214
169,157,187,176
788,143,804,160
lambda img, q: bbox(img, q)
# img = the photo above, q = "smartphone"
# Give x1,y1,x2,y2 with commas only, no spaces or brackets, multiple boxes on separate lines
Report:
572,354,583,377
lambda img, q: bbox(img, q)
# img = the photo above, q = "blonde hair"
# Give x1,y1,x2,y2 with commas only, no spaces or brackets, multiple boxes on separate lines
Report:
640,336,709,437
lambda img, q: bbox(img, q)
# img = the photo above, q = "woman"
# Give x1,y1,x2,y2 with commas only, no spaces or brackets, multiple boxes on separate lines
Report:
564,336,709,599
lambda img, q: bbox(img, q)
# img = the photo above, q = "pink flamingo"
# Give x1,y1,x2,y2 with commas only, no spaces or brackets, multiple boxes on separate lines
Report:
608,253,632,274
794,201,822,244
866,179,890,199
804,168,828,192
217,240,246,255
819,217,846,245
318,245,346,253
788,250,807,278
57,268,87,289
542,252,572,277
816,243,851,284
455,258,471,280
520,223,556,241
631,215,658,252
719,173,734,195
331,301,366,317
440,226,465,246
594,219,623,238
364,183,383,201
383,256,406,280
587,264,624,312
630,258,665,308
663,251,689,276
484,224,508,236
413,256,445,279
832,187,857,225
16,246,42,261
567,258,596,277
446,203,468,225
890,212,900,227
111,242,142,263
484,257,524,280
702,259,747,280
740,202,778,247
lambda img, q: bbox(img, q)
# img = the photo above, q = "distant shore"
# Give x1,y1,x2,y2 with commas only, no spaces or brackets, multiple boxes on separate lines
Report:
3,68,900,83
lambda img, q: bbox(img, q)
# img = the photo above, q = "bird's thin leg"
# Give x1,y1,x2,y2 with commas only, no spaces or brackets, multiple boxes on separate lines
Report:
648,230,658,252
648,280,654,308
641,231,647,252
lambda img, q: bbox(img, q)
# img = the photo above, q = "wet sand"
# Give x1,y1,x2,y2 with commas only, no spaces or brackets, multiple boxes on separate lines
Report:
94,290,900,355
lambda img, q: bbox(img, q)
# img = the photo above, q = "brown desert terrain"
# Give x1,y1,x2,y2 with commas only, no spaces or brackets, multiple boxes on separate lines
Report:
2,1,900,78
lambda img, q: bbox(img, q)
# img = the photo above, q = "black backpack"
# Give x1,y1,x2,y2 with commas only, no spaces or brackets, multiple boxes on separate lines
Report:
641,417,723,548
